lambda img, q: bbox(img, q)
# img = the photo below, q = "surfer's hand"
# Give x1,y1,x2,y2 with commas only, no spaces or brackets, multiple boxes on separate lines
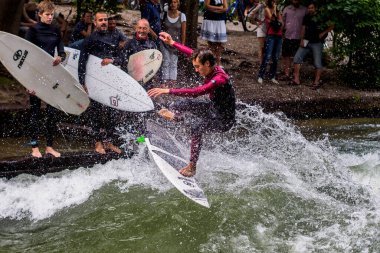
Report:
52,56,61,66
101,58,113,66
147,88,170,98
27,89,36,96
159,32,175,46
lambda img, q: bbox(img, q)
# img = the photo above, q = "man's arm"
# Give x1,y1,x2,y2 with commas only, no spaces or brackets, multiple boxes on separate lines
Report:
78,37,91,86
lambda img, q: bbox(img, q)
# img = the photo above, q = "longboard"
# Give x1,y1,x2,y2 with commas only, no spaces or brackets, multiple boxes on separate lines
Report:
0,31,89,115
127,49,162,84
62,47,154,112
145,120,210,208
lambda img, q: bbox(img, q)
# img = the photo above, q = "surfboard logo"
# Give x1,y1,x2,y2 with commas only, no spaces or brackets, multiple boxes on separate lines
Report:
145,69,154,79
110,95,120,107
149,52,155,60
13,50,28,69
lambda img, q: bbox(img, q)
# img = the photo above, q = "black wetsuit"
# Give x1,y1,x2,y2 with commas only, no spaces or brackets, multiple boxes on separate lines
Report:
25,22,66,148
78,30,122,143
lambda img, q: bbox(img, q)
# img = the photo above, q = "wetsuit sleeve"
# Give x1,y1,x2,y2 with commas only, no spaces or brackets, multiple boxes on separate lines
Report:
172,42,193,57
78,37,90,85
25,26,37,44
169,73,228,97
56,27,66,62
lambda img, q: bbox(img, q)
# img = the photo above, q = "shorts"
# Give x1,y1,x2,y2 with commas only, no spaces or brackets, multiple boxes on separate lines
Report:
293,42,323,69
282,38,300,57
256,25,266,38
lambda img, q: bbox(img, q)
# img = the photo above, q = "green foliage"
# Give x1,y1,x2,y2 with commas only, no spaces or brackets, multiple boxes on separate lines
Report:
316,0,380,88
73,0,123,15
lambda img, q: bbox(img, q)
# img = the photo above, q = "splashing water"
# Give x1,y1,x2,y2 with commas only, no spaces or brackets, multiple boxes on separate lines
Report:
1,102,380,252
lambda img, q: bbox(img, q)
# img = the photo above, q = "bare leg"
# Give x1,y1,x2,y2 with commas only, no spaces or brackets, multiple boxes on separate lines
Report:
179,162,196,177
104,142,122,154
293,63,301,84
282,56,291,77
208,41,223,66
45,146,61,157
258,37,265,63
314,69,322,84
31,147,42,158
158,108,175,121
95,141,106,154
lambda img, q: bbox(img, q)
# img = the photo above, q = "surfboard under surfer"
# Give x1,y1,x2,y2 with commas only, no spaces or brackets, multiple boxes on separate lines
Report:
148,32,236,177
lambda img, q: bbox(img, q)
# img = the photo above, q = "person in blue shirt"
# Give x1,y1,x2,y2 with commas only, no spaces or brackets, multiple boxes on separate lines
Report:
68,11,93,50
140,0,162,44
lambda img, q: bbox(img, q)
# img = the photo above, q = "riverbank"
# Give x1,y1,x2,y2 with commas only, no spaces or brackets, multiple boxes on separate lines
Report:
1,8,380,120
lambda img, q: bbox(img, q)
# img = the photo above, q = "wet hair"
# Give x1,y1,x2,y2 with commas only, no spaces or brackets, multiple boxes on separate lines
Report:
37,0,55,14
81,10,92,18
191,49,216,66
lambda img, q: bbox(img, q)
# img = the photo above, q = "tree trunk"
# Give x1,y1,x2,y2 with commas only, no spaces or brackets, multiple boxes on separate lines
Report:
180,0,199,48
0,0,24,34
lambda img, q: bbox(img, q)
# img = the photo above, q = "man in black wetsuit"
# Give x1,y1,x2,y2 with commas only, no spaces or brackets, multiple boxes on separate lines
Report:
25,0,66,158
78,12,123,155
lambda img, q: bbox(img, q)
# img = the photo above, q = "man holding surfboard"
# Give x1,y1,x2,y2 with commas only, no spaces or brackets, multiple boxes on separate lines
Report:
78,11,122,155
148,32,236,177
25,0,66,158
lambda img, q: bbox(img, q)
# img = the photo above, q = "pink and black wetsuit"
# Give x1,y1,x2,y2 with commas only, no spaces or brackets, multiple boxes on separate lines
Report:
168,42,236,164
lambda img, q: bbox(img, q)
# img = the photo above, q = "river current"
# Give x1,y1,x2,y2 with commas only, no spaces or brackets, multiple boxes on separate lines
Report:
1,102,379,252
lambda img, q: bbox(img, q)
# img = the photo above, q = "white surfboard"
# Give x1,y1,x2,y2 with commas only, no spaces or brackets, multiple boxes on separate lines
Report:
145,120,210,208
127,49,162,83
0,31,89,115
62,47,154,112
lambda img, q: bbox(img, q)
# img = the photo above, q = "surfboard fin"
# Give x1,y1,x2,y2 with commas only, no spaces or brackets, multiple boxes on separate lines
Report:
56,104,69,116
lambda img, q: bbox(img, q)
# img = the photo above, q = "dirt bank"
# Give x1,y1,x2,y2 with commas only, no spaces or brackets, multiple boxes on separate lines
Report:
1,8,380,120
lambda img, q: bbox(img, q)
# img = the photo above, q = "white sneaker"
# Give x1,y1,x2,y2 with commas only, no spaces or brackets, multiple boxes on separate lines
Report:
258,77,263,84
270,78,279,84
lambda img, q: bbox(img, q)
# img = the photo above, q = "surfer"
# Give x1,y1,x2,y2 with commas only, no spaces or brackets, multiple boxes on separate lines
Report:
147,32,236,177
78,11,122,155
25,0,66,158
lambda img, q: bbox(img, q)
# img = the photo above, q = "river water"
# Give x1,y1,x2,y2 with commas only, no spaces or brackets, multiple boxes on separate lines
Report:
1,102,379,252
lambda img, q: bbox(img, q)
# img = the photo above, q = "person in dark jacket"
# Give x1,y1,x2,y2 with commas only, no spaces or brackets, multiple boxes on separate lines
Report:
148,32,236,177
119,19,156,89
78,11,123,155
140,0,161,45
25,0,66,158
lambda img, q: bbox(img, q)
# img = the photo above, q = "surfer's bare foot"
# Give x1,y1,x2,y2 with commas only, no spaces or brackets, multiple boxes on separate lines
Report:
179,162,196,177
104,142,122,154
95,141,106,154
31,147,42,158
158,108,175,121
45,147,61,157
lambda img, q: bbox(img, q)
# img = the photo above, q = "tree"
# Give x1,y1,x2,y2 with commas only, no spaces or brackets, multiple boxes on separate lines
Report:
0,0,24,34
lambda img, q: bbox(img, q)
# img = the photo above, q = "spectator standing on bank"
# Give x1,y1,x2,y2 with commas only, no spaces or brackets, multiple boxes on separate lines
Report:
280,0,307,81
248,0,266,62
160,0,187,86
141,0,162,44
200,0,228,67
68,11,93,50
257,0,283,84
292,2,333,89
108,16,128,49
25,0,66,158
